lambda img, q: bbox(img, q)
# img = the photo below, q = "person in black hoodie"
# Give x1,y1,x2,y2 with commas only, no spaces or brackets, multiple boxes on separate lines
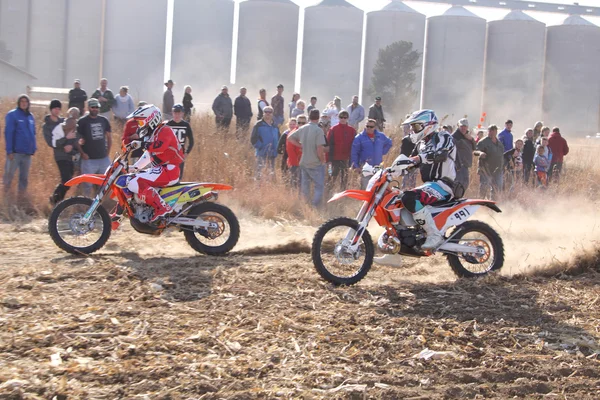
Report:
43,100,79,204
522,128,535,185
452,118,476,192
234,87,253,138
400,119,417,189
182,85,193,122
68,79,87,115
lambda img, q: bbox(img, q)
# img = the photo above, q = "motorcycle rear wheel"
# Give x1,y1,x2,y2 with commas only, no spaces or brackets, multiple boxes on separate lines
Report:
183,202,240,256
311,217,374,286
48,196,112,255
446,220,504,278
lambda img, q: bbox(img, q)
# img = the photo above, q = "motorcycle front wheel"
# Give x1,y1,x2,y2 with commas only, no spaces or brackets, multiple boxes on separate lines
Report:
311,217,374,286
183,202,240,256
48,196,112,255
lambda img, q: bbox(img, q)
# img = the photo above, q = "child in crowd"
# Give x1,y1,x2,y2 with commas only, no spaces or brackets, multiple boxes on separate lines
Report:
533,145,550,187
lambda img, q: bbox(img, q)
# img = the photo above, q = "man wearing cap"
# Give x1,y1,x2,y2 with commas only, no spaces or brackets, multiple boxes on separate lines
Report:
271,84,285,128
234,87,253,138
4,94,36,197
76,98,112,196
368,97,386,131
91,78,115,120
68,79,87,115
163,79,175,120
452,118,476,192
212,86,233,131
167,104,194,180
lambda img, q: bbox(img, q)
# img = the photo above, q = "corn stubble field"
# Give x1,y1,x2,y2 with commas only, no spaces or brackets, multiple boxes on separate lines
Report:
1,100,600,399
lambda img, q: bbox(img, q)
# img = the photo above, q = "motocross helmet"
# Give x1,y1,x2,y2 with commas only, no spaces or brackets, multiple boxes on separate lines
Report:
127,104,162,139
403,109,438,144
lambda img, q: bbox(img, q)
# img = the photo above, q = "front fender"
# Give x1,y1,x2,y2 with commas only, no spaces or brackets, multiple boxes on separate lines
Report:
328,189,372,203
65,174,106,187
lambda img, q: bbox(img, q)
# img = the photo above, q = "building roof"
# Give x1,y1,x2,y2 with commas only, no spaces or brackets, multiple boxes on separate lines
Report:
442,5,481,18
562,15,596,26
0,59,36,79
311,0,357,8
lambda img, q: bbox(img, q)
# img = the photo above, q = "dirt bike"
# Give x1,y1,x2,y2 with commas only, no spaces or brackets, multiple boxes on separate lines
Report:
48,143,240,256
312,155,504,285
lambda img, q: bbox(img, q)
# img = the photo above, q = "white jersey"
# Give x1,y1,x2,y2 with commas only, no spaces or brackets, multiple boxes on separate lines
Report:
414,130,457,185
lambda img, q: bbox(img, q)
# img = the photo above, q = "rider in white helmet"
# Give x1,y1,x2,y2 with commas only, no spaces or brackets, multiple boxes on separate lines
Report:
375,109,457,266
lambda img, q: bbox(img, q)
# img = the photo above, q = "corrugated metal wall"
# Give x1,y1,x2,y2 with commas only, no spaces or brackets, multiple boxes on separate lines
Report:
0,0,30,69
29,0,67,87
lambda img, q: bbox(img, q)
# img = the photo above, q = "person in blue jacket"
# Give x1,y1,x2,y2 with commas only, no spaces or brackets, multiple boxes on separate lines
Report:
250,106,280,180
351,118,393,189
4,94,36,196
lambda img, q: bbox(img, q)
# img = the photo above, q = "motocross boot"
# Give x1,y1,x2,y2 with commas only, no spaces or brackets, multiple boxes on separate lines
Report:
374,254,403,267
141,187,173,223
110,204,124,230
413,207,444,250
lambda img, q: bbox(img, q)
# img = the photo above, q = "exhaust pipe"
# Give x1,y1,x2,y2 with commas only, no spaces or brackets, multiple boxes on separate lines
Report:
377,232,401,254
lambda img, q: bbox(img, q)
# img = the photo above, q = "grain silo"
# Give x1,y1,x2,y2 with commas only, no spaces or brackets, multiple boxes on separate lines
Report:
0,0,30,69
363,0,425,112
421,6,486,123
171,0,234,105
543,15,600,136
29,0,67,87
483,11,546,131
65,0,104,91
236,0,299,99
103,0,168,104
301,0,363,108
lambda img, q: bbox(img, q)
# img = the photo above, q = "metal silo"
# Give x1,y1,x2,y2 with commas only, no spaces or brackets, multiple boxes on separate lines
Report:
29,0,67,87
421,6,486,123
0,0,30,69
103,0,168,104
171,0,234,105
363,0,425,111
483,11,546,131
543,15,600,136
236,0,298,98
301,0,363,107
65,0,103,91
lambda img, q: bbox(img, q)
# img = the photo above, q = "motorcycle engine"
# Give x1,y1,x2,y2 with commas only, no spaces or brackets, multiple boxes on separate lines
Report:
134,204,154,224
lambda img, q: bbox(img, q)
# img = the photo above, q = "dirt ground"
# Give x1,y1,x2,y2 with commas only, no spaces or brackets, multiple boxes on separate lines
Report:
1,217,600,400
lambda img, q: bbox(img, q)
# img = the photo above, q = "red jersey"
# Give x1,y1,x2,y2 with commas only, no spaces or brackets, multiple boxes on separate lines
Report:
121,118,139,144
147,123,184,166
286,131,302,167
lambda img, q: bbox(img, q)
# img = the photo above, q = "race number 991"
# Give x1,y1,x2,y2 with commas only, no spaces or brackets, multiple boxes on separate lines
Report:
453,208,471,220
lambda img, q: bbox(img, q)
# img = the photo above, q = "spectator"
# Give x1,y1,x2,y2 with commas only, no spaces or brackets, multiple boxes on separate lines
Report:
327,110,356,190
522,128,535,185
534,145,550,187
163,79,175,120
318,113,331,137
234,87,253,137
533,121,543,142
475,130,485,142
250,106,279,180
291,100,306,118
277,118,298,172
166,104,194,180
347,95,365,130
547,126,569,183
307,96,317,113
536,126,550,146
77,98,112,196
3,94,36,197
498,119,514,151
285,115,305,188
539,136,553,163
46,105,80,204
452,118,475,192
288,93,300,118
400,120,417,189
368,96,386,131
182,85,193,121
288,109,327,207
91,78,115,120
212,85,233,131
351,119,393,189
271,84,285,127
475,124,504,200
503,139,524,191
121,101,148,165
257,88,269,121
112,86,135,125
323,96,342,127
68,79,87,115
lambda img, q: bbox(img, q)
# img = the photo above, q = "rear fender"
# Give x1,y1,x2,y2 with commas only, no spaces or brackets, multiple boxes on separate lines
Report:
434,200,501,233
194,182,233,191
65,174,106,187
328,189,372,203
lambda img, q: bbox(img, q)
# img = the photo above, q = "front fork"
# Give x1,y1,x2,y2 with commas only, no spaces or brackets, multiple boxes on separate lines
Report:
82,165,123,223
345,181,389,251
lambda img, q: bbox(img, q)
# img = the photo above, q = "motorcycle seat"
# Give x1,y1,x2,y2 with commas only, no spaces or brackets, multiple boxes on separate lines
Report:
430,198,464,208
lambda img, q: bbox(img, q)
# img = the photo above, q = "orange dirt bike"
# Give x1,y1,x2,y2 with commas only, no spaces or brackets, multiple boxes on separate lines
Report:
48,143,239,255
312,155,504,285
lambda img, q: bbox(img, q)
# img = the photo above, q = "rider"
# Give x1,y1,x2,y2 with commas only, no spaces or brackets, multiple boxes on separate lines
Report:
126,105,184,222
375,109,456,266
